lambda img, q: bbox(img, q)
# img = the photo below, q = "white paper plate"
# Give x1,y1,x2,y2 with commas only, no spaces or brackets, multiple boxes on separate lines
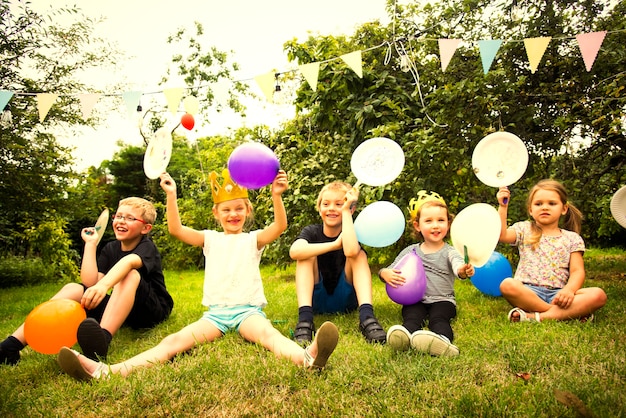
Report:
143,128,173,180
94,208,109,246
350,137,405,187
610,185,626,229
472,132,528,187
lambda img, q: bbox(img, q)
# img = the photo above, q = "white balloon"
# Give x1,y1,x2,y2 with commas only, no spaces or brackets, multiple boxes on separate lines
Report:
450,203,501,267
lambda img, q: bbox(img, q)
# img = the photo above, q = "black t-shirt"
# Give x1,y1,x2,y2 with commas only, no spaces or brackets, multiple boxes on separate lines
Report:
296,224,345,294
98,235,174,313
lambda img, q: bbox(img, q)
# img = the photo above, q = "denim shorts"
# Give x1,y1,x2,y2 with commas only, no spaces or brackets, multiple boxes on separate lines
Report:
524,284,560,304
313,271,358,314
201,305,266,334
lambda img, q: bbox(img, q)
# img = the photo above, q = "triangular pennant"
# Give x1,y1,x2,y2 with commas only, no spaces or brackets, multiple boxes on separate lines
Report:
438,39,462,72
254,71,276,102
163,87,184,115
524,36,552,74
78,93,101,120
299,62,321,91
340,51,363,78
211,81,230,108
477,40,502,74
122,91,142,119
36,93,58,123
576,31,607,72
0,90,13,111
183,95,199,115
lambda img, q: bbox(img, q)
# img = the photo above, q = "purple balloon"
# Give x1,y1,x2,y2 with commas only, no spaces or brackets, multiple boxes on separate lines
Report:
227,142,280,189
386,248,427,305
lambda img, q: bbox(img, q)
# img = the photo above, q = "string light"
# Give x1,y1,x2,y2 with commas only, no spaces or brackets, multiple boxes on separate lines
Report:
1,105,12,127
274,73,282,92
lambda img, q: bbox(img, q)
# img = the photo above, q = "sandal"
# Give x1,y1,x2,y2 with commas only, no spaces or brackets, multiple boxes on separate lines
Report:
359,317,386,344
57,347,109,381
304,321,339,370
293,320,315,346
508,307,541,323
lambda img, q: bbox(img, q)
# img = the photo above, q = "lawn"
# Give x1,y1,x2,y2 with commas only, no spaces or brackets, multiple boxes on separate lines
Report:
0,248,624,417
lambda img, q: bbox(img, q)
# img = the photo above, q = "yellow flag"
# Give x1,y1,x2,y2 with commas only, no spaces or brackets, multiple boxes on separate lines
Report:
299,62,320,91
163,87,184,115
37,93,58,123
340,51,363,78
524,37,552,74
254,71,276,102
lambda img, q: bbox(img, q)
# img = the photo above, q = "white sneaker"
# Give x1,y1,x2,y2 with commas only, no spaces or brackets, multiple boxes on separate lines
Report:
410,330,459,357
386,325,411,351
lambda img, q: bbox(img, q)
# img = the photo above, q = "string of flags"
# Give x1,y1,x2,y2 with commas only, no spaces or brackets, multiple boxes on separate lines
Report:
0,29,619,125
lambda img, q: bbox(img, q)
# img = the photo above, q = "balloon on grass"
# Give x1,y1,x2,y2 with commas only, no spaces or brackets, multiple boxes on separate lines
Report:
24,299,86,354
386,248,427,305
354,201,405,247
471,251,512,296
227,142,280,189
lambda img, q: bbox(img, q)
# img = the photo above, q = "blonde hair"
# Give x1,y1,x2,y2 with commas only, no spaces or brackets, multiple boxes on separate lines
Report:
316,181,352,211
525,179,583,249
411,200,454,241
118,197,157,224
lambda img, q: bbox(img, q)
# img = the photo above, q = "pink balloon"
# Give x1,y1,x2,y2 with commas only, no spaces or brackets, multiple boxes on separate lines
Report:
386,248,427,305
227,142,280,189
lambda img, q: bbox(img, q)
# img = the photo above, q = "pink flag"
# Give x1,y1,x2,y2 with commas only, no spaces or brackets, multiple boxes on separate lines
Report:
438,39,461,72
576,31,607,72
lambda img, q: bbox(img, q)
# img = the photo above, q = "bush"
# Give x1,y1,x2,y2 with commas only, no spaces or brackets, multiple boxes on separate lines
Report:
0,255,63,288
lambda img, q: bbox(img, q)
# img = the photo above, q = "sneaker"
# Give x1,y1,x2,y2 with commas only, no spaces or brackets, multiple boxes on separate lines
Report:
293,320,315,346
77,318,109,361
386,325,411,351
359,317,386,344
410,330,459,357
303,321,339,370
0,346,20,366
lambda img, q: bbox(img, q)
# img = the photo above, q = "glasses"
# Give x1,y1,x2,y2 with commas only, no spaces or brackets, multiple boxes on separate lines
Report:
112,213,147,224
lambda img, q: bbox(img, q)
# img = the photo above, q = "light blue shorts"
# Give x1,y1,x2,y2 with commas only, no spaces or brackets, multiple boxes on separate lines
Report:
201,305,266,334
524,284,560,304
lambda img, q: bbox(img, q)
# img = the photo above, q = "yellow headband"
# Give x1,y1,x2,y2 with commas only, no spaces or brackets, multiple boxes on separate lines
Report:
209,169,248,204
408,190,446,218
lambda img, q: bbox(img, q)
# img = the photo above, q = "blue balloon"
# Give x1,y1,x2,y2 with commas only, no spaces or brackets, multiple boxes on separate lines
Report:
354,201,405,248
470,251,512,297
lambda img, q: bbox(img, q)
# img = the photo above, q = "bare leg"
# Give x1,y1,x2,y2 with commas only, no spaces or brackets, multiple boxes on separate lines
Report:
239,315,306,365
346,250,372,305
99,270,140,336
295,258,317,307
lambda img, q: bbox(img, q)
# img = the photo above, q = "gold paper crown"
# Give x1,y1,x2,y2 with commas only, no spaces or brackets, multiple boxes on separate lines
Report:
209,169,248,204
409,190,446,218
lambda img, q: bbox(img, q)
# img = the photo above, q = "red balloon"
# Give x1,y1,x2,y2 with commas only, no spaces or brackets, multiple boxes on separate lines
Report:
181,113,195,130
24,299,86,354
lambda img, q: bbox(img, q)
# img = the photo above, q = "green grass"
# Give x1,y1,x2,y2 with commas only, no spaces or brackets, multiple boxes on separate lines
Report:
1,250,625,417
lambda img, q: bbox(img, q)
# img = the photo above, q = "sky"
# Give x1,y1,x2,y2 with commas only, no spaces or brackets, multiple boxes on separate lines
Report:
24,0,392,170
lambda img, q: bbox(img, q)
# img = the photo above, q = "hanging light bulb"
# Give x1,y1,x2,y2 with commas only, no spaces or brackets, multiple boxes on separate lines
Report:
399,54,411,72
274,73,282,92
1,105,12,127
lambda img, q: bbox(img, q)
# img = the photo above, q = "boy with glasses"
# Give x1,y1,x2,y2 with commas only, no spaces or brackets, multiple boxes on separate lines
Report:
0,197,174,365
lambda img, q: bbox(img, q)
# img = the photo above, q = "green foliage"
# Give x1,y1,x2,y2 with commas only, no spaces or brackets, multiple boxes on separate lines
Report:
0,255,60,288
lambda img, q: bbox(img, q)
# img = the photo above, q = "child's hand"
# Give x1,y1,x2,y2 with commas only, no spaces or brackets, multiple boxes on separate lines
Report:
81,227,99,244
497,187,510,206
459,263,474,279
81,283,108,310
271,170,288,195
552,288,575,309
343,187,359,212
380,268,406,288
159,173,177,195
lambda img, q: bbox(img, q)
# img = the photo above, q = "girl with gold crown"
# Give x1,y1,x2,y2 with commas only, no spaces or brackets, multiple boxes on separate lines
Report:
57,169,339,381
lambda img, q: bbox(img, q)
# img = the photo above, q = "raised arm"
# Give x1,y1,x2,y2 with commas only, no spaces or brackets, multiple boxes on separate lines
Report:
497,187,517,244
339,187,362,258
160,173,205,247
257,170,288,249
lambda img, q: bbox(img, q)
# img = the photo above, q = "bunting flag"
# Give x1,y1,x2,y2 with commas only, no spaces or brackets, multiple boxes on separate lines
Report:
254,71,276,102
122,91,142,119
183,95,199,115
478,40,503,74
299,62,321,91
211,81,231,108
78,93,101,120
0,90,13,111
36,93,58,123
340,51,363,78
576,31,607,72
524,37,552,73
163,87,184,115
438,39,462,72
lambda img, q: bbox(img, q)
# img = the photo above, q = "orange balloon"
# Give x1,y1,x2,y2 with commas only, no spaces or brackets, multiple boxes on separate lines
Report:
181,113,195,130
24,299,86,354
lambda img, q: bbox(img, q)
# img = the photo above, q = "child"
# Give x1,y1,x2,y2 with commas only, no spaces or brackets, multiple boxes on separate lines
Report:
56,169,338,380
379,192,474,357
497,179,607,322
289,182,386,345
0,197,174,365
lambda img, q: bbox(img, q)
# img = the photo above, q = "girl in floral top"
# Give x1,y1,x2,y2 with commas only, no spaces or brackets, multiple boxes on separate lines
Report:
497,179,606,322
